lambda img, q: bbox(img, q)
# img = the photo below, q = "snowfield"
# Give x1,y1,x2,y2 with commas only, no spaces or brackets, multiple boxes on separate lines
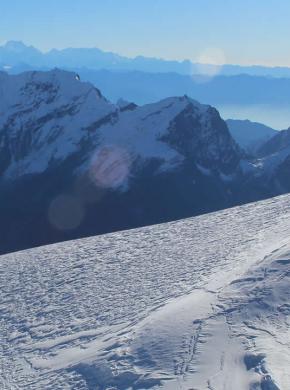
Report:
1,194,290,389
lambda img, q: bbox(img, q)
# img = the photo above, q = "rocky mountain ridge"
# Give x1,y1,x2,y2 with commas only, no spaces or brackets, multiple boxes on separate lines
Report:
0,69,289,254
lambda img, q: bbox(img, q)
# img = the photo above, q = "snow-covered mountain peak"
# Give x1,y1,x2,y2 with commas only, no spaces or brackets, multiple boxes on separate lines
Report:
0,69,242,179
97,94,241,174
0,70,117,177
0,68,105,109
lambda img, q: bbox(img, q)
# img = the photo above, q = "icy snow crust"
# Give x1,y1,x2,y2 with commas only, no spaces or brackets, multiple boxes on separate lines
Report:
1,194,290,389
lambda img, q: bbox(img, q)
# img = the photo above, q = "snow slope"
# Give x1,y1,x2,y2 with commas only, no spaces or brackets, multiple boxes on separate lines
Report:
1,194,290,389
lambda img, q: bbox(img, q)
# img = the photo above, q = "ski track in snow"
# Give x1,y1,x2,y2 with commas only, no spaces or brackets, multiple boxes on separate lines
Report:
1,194,290,389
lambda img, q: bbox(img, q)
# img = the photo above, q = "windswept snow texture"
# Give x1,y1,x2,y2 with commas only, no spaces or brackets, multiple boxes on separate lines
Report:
1,194,290,389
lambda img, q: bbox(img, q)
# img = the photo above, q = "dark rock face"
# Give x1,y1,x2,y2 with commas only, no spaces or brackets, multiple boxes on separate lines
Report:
0,70,289,255
162,103,241,173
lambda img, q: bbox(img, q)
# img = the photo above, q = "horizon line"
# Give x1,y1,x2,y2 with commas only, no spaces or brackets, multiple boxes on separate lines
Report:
2,40,290,70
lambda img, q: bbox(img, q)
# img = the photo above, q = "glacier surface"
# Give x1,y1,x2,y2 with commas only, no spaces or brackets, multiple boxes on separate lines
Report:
1,194,290,389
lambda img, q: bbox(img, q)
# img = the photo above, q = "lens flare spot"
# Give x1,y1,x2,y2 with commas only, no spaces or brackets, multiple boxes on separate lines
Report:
192,47,226,82
48,194,84,231
90,146,131,189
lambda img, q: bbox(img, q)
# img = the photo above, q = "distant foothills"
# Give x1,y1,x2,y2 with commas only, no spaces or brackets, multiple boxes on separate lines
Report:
2,41,290,113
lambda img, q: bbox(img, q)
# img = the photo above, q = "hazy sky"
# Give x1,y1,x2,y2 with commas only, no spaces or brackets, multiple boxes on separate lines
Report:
2,0,290,66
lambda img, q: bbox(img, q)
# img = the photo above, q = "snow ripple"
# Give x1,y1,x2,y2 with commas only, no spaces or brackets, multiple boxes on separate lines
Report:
1,194,290,389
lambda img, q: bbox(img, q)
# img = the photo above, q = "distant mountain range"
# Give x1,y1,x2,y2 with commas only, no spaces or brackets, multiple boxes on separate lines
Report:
2,41,290,126
2,40,290,78
1,70,290,254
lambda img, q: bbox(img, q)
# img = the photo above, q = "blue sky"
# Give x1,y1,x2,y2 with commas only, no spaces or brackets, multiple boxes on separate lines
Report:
2,0,290,66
